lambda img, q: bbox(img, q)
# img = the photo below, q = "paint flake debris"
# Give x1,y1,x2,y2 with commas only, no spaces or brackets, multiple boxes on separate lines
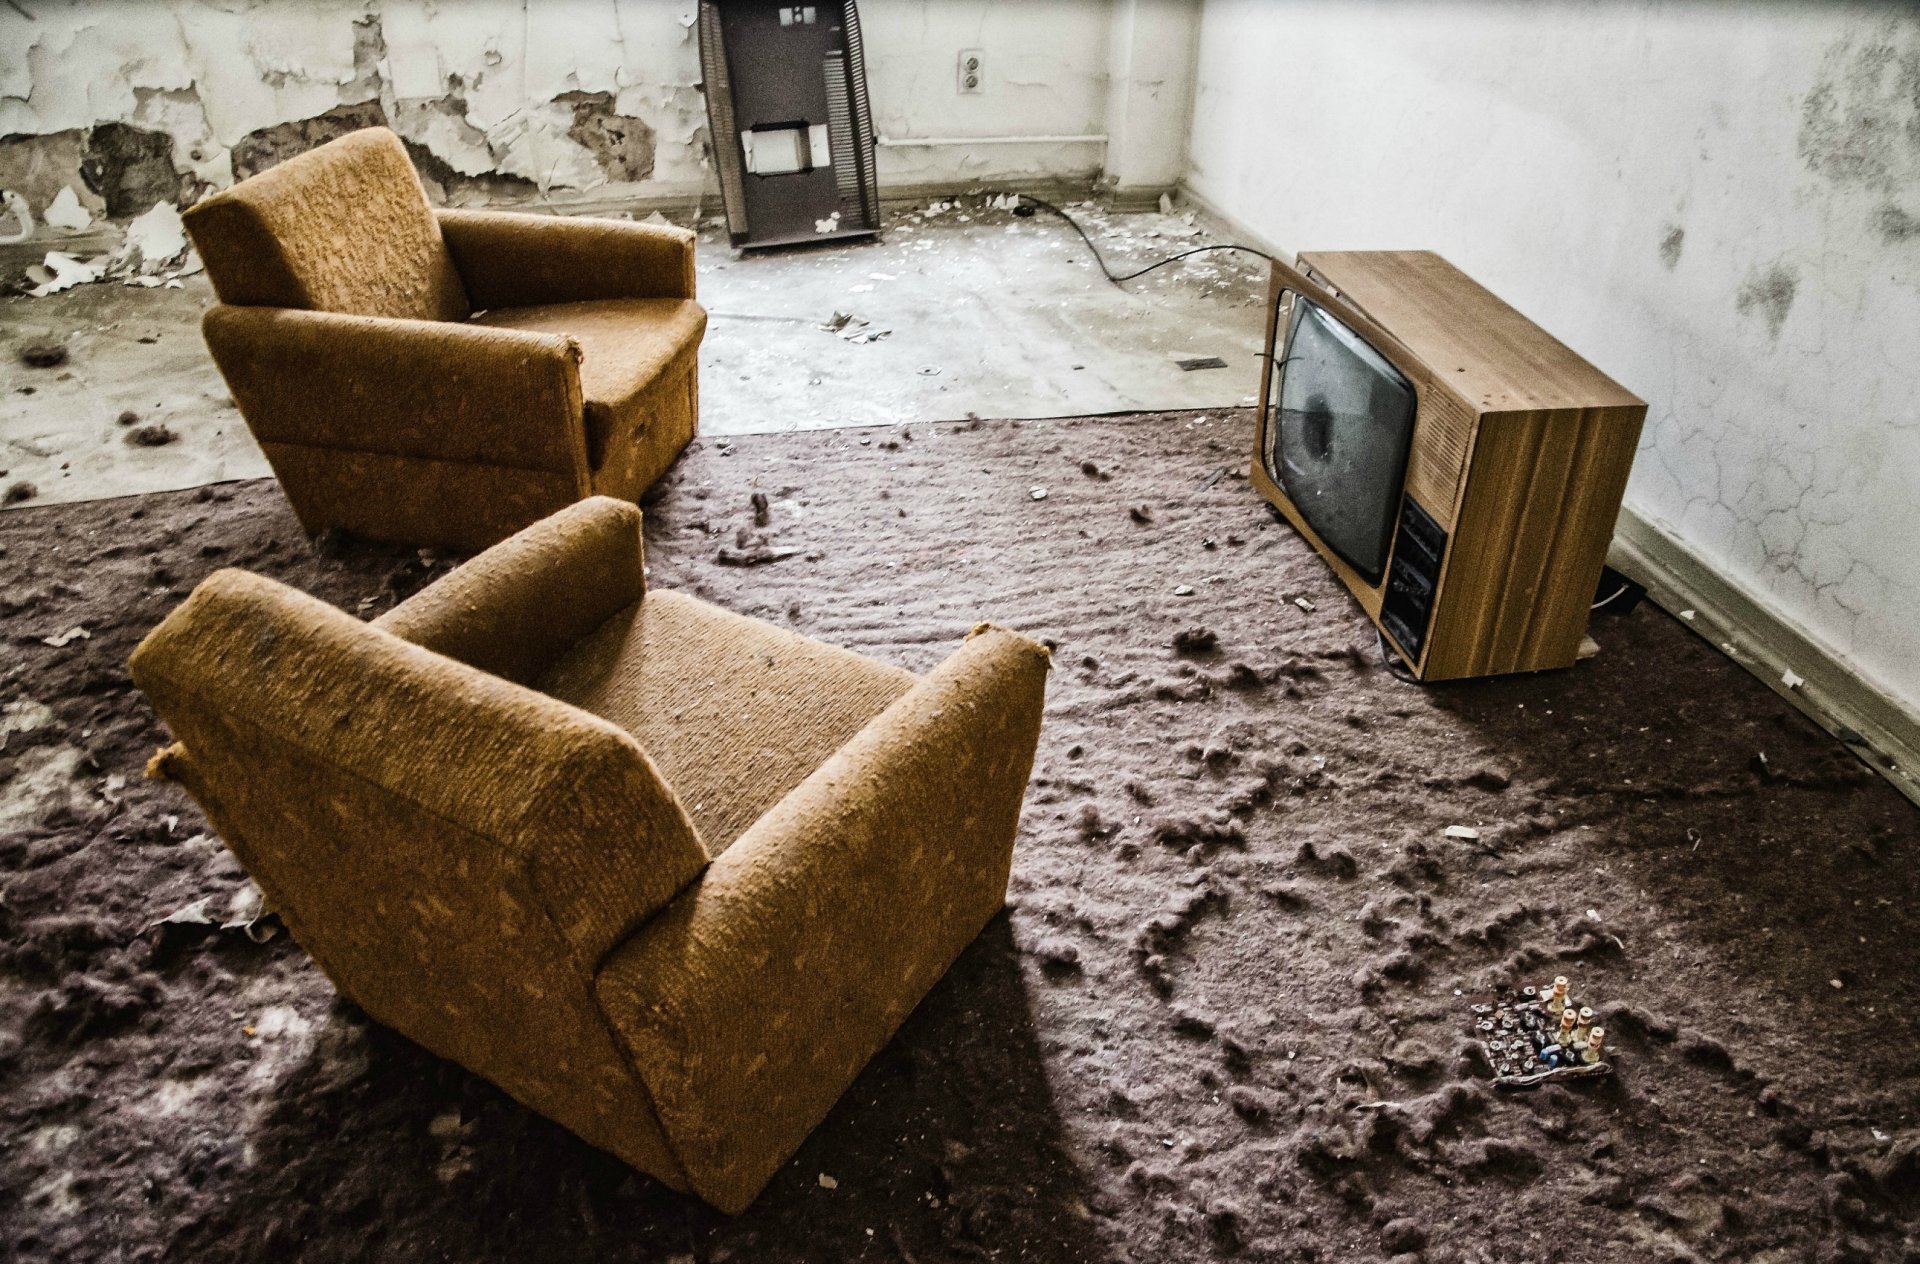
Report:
116,203,190,275
1444,825,1481,841
0,190,31,244
44,187,92,232
26,251,106,296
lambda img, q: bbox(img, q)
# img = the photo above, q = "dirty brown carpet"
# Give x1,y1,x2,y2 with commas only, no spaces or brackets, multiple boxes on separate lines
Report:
4,410,1919,1264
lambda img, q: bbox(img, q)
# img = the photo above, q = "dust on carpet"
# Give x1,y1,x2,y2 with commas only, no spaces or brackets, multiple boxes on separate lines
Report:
3,410,1918,1263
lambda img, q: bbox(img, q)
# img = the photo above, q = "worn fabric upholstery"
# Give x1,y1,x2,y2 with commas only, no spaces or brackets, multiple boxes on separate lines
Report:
376,496,649,686
437,209,697,308
595,625,1051,1211
543,589,918,852
181,127,705,552
131,498,1051,1213
185,127,469,321
128,569,709,1188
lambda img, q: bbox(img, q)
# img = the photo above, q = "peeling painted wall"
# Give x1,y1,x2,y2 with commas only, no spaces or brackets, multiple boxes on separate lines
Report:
1,0,1123,229
0,0,712,220
1186,0,1920,716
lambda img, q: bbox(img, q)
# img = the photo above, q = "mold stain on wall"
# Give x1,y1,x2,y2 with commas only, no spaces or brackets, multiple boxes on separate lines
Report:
559,91,658,186
1878,204,1920,244
1734,261,1798,340
1797,15,1920,192
1798,14,1920,263
1658,223,1685,271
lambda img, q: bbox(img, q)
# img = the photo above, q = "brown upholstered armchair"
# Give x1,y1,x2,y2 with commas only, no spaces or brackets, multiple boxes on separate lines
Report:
182,128,706,551
129,498,1050,1212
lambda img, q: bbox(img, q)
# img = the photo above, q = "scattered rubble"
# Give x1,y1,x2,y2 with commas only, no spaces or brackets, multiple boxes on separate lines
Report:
24,250,105,296
0,190,31,244
16,200,200,298
18,342,68,368
125,423,178,448
1172,627,1218,655
148,882,280,944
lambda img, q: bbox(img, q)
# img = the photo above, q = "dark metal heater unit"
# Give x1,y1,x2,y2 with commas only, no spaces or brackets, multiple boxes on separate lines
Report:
698,0,881,250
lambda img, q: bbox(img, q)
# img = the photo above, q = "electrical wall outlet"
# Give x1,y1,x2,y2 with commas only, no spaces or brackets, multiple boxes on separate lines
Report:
957,49,984,94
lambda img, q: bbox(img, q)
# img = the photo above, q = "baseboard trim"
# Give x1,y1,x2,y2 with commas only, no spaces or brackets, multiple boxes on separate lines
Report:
492,174,1117,225
1,175,1156,278
1169,181,1295,264
1609,505,1920,807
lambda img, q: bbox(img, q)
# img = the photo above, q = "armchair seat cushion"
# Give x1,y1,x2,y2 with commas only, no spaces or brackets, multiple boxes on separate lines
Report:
542,590,916,853
474,298,707,472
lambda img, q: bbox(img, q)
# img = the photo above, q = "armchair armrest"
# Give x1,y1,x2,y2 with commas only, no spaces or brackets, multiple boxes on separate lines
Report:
437,209,698,309
377,497,647,687
594,625,1051,1212
203,304,590,476
132,569,710,972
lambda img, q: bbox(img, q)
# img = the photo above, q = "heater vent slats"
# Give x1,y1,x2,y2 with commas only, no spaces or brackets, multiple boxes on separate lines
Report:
823,51,861,214
1404,386,1475,529
698,3,747,241
841,0,879,227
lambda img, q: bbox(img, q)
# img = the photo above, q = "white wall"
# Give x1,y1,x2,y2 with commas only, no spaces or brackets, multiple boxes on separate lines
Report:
1186,0,1920,716
0,0,1130,220
1104,0,1201,196
864,0,1114,186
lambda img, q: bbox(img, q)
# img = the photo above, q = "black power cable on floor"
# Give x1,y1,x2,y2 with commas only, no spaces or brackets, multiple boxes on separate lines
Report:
1014,194,1420,686
1014,194,1275,285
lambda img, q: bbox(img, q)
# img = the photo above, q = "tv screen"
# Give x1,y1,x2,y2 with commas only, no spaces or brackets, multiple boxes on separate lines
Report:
1262,295,1416,586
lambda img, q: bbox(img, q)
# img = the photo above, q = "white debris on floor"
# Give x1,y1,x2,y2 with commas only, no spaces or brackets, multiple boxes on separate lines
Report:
3,201,1266,509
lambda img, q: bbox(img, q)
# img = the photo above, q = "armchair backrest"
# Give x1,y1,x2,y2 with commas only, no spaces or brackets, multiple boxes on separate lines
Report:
377,496,650,687
129,568,707,1176
183,127,471,322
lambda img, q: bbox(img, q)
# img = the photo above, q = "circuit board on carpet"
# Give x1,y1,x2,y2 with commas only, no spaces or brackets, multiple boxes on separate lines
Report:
1471,975,1612,1089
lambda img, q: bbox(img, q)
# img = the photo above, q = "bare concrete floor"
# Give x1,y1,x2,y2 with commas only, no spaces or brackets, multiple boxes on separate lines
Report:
1,206,1266,510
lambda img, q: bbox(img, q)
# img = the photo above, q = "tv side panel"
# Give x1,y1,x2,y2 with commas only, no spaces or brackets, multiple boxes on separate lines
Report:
1422,402,1645,680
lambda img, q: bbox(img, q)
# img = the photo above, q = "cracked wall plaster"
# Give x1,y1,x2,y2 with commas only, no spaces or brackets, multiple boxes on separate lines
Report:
0,0,711,217
1189,1,1920,715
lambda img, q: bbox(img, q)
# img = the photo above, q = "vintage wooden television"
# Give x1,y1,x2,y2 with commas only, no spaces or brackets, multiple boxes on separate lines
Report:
1252,251,1647,681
